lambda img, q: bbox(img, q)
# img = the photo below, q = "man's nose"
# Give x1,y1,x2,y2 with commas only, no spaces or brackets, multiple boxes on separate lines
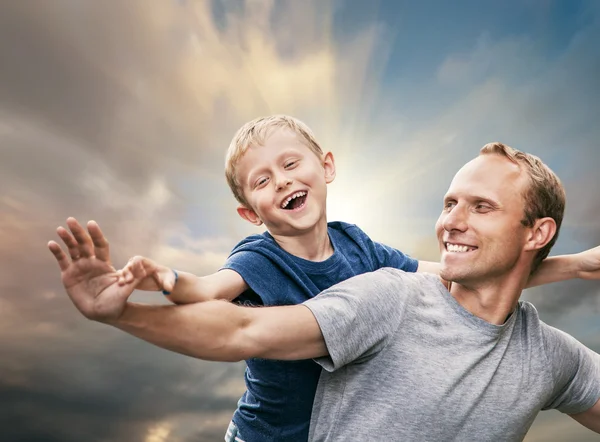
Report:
443,205,468,232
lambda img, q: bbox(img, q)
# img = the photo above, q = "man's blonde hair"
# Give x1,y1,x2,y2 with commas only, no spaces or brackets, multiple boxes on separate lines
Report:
479,142,566,274
225,115,324,206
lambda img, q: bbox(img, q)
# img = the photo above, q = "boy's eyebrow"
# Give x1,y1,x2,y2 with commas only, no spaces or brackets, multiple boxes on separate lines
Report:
246,149,303,182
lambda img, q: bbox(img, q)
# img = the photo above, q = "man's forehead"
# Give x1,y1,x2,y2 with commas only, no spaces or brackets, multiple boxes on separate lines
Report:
445,155,525,198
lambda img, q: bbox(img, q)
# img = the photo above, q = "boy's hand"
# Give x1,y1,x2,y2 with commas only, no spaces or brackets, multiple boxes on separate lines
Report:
48,218,140,322
117,256,177,293
575,246,600,280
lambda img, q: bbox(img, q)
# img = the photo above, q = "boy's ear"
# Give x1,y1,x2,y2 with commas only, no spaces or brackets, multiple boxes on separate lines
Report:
524,217,556,252
237,205,263,226
323,152,336,184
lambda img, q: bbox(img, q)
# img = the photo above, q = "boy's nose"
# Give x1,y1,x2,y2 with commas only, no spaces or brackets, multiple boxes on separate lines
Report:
275,177,293,191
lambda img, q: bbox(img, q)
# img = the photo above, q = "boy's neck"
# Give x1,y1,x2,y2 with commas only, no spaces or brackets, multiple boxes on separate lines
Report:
269,220,334,262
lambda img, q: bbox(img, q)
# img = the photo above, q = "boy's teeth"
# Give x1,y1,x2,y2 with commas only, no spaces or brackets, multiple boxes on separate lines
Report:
446,243,474,253
281,191,307,209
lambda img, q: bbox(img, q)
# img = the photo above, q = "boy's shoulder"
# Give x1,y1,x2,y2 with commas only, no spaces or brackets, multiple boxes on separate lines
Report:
327,220,365,235
230,231,274,254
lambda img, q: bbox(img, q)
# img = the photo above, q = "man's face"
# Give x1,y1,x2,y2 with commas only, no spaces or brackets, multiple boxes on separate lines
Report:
235,128,335,236
435,154,532,286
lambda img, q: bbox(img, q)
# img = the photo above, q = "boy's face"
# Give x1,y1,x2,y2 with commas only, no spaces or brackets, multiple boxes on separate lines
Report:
235,128,336,237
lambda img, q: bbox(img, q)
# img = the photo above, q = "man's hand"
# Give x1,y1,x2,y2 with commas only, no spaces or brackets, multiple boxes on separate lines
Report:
575,246,600,280
117,256,176,293
48,217,138,322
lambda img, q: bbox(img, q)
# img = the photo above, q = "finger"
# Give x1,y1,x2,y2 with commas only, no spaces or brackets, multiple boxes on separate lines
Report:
115,269,126,286
130,259,148,280
87,220,111,264
66,217,95,259
57,226,82,261
123,266,136,284
48,241,71,272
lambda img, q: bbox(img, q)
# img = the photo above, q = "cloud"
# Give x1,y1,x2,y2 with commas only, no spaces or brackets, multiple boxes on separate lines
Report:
0,0,598,440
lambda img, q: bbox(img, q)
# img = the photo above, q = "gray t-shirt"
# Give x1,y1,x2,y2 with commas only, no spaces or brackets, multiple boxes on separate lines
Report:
303,268,600,441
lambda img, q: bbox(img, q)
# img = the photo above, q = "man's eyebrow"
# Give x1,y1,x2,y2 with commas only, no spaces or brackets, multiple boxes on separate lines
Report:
443,193,500,205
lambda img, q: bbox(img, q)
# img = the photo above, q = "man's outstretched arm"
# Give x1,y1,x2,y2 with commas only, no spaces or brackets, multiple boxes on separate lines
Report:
49,218,327,362
570,398,600,433
111,300,327,362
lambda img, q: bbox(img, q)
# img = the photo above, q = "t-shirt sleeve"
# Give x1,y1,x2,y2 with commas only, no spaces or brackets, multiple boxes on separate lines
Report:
541,325,600,414
346,224,418,273
303,268,407,372
221,250,283,305
372,240,419,273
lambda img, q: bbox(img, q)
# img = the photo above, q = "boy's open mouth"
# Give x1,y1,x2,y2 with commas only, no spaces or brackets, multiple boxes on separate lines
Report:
281,191,307,210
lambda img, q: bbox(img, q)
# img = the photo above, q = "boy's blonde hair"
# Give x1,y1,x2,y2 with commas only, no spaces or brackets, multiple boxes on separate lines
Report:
225,115,324,206
479,142,566,274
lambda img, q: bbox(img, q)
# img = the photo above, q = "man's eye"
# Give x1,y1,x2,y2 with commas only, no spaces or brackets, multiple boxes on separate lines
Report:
475,204,492,212
444,201,456,210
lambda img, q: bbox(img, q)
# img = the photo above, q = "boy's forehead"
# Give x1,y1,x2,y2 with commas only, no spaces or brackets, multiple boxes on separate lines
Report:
235,130,310,179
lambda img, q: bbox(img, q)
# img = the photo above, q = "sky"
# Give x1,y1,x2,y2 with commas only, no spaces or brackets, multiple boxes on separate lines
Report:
0,0,599,440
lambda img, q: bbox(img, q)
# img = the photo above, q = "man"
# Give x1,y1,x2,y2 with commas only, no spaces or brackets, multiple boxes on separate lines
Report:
49,143,600,440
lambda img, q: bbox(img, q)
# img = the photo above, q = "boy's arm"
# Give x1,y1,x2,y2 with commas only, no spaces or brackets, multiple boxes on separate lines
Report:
164,269,247,304
526,247,600,287
119,256,248,303
415,261,441,274
416,245,600,288
49,218,326,362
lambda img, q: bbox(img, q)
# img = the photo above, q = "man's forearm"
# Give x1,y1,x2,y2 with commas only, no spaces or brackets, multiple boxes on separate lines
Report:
108,301,251,362
527,255,578,288
106,299,328,362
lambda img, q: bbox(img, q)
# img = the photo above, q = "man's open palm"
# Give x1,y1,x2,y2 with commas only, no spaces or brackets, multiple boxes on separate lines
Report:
48,218,138,322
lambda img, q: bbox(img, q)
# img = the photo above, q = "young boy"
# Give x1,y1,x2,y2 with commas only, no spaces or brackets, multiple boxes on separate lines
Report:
118,115,593,442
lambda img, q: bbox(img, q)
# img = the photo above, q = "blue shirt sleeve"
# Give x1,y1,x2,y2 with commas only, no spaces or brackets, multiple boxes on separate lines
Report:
340,223,418,273
220,234,320,306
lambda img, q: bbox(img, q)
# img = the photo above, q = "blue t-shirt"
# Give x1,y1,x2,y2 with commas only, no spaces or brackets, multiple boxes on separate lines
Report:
221,221,418,441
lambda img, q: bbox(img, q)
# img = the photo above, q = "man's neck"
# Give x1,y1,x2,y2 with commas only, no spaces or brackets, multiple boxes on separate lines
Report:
449,272,529,325
269,220,334,262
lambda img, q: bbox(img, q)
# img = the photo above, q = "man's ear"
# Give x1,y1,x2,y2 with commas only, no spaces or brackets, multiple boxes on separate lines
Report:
323,151,336,184
524,217,557,252
237,205,263,226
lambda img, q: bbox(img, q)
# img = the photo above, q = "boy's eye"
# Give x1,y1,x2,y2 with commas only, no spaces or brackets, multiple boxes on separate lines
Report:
284,160,298,169
255,177,268,188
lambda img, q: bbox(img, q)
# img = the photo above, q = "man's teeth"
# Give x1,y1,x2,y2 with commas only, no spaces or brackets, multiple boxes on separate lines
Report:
446,243,474,253
281,191,307,209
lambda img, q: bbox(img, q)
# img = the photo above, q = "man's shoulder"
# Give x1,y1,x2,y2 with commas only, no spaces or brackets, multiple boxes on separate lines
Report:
339,267,442,294
515,301,579,348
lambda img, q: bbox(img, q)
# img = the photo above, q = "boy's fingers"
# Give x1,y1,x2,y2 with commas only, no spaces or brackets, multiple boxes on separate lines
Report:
57,226,82,262
66,217,94,259
87,220,111,263
48,241,70,272
130,260,147,279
